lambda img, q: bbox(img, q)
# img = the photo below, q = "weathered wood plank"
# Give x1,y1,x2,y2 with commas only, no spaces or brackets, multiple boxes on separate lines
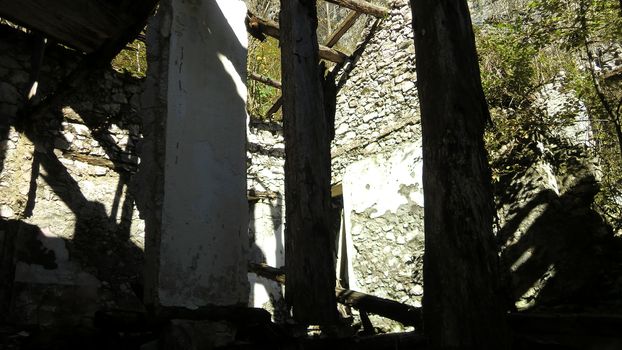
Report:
246,11,348,64
280,0,337,324
324,10,361,48
249,72,282,89
0,0,138,52
411,0,511,348
261,5,355,117
335,287,422,328
319,47,348,64
249,263,422,328
249,263,286,284
22,0,158,122
323,0,388,18
246,12,281,41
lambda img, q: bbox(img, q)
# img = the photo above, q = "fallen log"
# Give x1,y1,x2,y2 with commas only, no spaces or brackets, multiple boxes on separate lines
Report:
324,11,361,48
248,263,422,328
335,287,421,328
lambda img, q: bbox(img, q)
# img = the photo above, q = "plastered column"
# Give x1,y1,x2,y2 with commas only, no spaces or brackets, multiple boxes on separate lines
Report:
140,0,249,309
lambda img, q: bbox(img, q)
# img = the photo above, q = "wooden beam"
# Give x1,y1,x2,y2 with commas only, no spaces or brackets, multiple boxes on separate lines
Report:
319,47,348,64
249,263,422,328
26,33,47,102
412,0,511,348
21,1,157,122
266,97,283,117
323,0,389,18
331,182,343,197
335,287,422,328
246,12,280,41
247,190,280,201
249,263,286,284
246,11,348,64
0,0,140,53
324,10,362,48
280,0,337,324
262,6,355,117
249,72,282,89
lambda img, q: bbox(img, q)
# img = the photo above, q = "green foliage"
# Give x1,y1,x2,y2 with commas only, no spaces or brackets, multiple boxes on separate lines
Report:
244,0,385,120
111,39,147,78
524,0,622,49
477,0,622,232
478,22,562,181
247,37,282,120
477,23,539,109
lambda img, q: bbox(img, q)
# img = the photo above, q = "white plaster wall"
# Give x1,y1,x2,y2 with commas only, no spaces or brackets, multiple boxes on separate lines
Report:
246,120,287,319
344,142,424,219
248,199,286,320
342,142,425,331
159,0,250,308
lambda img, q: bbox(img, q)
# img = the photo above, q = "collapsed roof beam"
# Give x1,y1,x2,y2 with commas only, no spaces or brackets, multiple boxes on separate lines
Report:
246,12,348,64
249,71,281,89
261,9,363,117
323,0,388,18
249,263,422,328
324,10,361,48
21,1,158,122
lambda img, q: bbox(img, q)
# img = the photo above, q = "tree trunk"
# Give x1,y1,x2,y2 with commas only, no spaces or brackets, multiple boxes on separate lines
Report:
280,0,337,325
410,1,510,349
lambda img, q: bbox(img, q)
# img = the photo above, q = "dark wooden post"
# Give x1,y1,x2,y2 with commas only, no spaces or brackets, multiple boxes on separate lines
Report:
279,0,337,324
410,0,511,348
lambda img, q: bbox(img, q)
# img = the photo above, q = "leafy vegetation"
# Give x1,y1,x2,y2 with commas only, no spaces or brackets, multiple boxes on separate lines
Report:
111,39,147,78
477,0,622,232
247,36,282,119
244,0,386,120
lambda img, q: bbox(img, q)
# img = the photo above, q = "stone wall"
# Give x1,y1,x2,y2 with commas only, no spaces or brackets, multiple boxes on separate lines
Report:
246,118,287,321
0,21,292,325
493,132,622,312
331,0,422,331
331,0,418,182
245,0,622,329
330,0,620,330
2,0,618,331
0,25,145,326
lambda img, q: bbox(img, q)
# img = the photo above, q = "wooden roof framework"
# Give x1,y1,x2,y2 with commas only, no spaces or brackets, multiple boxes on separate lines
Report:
0,0,159,122
0,0,429,333
0,0,386,121
246,0,389,117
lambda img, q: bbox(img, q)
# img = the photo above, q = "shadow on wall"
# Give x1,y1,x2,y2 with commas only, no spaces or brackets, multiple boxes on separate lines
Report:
248,177,287,321
1,218,104,326
497,150,622,312
6,113,144,326
0,23,146,326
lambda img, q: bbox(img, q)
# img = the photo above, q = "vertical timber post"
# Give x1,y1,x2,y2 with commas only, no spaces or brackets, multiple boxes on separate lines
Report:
410,0,510,348
280,0,338,324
